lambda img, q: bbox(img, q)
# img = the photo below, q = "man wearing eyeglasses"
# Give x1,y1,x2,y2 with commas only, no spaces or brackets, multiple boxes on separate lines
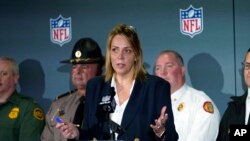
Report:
217,48,250,141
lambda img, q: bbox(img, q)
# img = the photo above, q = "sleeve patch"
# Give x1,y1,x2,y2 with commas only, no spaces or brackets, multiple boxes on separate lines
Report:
33,107,44,120
203,101,214,113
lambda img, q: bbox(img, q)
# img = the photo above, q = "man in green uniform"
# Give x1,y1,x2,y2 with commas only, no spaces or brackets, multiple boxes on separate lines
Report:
0,57,45,141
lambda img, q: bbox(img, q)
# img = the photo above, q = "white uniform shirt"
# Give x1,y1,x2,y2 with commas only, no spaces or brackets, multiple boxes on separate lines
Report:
171,84,220,141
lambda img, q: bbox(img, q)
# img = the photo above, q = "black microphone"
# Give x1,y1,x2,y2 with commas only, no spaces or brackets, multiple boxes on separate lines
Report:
98,87,116,115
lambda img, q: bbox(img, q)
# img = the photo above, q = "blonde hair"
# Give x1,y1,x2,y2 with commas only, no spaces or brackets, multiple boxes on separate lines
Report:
104,24,147,82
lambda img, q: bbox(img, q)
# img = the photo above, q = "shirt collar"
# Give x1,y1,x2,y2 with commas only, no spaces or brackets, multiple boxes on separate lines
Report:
8,90,21,105
111,75,135,94
171,84,187,102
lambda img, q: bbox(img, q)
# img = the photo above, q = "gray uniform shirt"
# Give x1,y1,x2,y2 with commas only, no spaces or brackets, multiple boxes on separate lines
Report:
41,91,82,141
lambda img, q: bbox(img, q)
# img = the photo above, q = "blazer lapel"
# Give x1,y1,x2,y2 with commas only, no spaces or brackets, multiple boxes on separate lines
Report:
97,80,112,137
232,92,247,124
120,79,145,131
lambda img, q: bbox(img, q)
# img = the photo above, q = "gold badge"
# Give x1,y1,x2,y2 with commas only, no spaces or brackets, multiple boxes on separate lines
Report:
50,108,65,122
33,107,44,120
75,50,82,58
177,102,184,111
8,107,19,119
203,101,214,113
134,138,140,141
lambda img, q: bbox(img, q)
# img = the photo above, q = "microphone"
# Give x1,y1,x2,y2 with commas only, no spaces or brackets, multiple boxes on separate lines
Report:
98,87,116,115
97,87,125,140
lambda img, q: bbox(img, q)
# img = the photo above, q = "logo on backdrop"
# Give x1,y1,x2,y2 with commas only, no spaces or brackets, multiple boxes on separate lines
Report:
50,15,72,46
180,5,203,38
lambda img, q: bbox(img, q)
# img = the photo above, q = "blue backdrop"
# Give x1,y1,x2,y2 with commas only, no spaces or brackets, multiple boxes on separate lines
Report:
1,0,249,116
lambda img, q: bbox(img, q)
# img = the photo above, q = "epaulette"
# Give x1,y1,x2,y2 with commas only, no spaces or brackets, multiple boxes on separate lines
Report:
18,95,40,105
20,94,38,103
55,89,77,100
20,95,34,101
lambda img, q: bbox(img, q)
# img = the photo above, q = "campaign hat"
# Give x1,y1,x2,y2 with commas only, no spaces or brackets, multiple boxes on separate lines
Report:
60,38,104,65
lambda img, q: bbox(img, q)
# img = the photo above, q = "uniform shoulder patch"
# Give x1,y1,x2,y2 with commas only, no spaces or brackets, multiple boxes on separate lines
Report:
33,107,44,120
203,101,214,113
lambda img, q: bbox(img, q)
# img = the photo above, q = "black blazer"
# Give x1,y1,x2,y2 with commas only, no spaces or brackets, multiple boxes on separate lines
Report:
217,92,248,141
80,74,178,141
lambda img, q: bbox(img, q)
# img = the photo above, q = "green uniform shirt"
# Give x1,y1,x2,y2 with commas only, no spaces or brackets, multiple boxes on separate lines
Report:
0,90,45,141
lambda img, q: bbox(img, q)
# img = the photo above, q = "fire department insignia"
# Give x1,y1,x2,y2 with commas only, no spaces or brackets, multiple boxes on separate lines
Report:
50,15,72,46
203,101,214,113
177,102,184,111
180,5,203,38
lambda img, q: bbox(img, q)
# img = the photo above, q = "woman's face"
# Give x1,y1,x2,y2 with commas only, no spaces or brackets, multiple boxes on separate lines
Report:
110,34,136,76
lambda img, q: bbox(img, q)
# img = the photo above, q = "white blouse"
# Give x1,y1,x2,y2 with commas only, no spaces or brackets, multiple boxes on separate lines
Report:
109,75,135,139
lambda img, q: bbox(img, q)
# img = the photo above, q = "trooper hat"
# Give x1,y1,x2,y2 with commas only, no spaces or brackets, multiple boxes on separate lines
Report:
60,38,104,65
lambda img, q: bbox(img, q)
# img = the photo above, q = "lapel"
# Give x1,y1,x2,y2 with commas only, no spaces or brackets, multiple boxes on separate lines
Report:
248,113,250,125
231,92,248,123
96,80,112,136
120,79,145,130
241,92,248,123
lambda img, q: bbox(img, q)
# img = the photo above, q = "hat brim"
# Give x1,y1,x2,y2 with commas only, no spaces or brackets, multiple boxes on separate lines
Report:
60,57,104,65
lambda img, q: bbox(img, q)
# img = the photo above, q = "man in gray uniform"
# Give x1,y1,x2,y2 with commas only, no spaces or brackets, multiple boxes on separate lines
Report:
41,38,104,141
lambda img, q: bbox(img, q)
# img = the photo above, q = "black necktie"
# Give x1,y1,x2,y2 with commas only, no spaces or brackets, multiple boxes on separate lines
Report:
110,87,116,112
111,98,116,112
68,97,85,141
73,96,85,127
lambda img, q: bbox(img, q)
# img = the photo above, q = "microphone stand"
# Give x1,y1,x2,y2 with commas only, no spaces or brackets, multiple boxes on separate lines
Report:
107,87,124,140
98,87,125,140
109,120,125,141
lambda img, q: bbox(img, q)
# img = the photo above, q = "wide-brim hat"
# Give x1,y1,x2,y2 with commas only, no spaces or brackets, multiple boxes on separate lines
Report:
60,38,104,65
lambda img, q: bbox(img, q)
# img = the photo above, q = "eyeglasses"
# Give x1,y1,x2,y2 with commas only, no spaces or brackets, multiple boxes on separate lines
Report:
242,62,250,70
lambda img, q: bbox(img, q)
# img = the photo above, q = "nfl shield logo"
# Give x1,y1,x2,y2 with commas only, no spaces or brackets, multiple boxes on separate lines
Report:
180,5,203,38
50,15,72,46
